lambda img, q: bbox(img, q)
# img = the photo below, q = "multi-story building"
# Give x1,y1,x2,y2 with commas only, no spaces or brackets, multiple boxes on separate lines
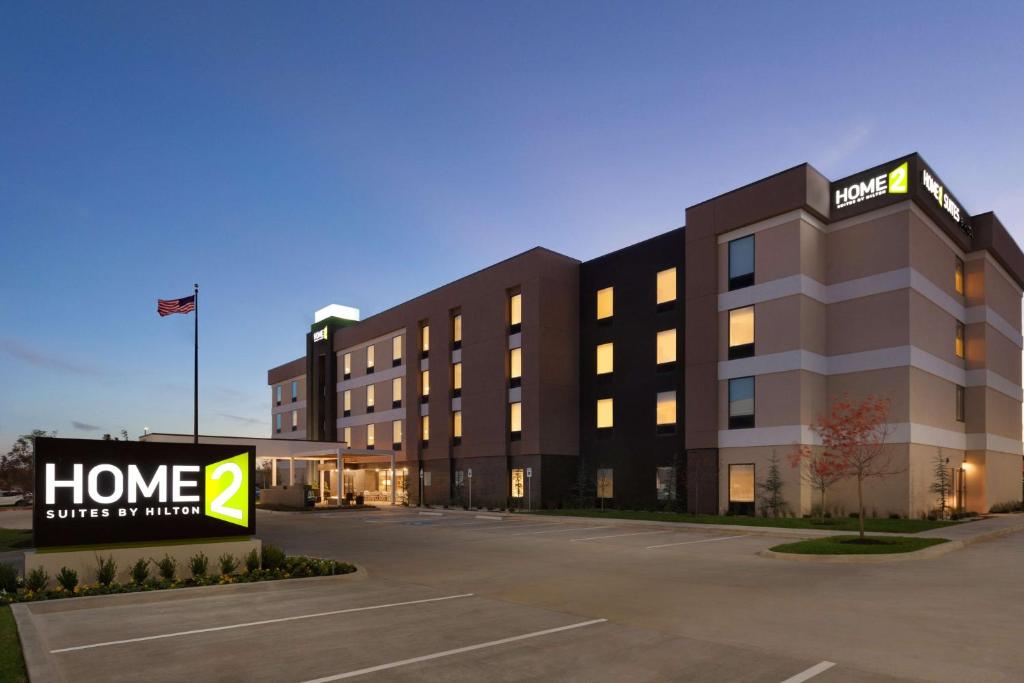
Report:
269,152,1024,516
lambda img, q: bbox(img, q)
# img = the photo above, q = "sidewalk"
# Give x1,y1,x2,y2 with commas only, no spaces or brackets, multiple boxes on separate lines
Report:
917,513,1024,542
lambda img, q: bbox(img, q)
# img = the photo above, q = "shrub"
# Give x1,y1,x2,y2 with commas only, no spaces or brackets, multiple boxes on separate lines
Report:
989,501,1024,513
26,567,48,592
56,567,79,592
218,554,239,576
154,554,177,581
262,544,286,571
0,562,18,593
889,513,901,520
94,555,117,586
130,558,150,584
244,548,260,572
188,552,209,579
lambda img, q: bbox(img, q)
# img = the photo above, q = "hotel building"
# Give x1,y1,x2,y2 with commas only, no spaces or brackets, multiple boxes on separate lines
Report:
268,153,1024,517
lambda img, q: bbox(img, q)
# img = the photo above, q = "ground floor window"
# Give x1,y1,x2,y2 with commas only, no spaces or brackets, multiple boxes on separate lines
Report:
656,466,676,501
728,463,755,515
597,468,614,499
511,468,525,498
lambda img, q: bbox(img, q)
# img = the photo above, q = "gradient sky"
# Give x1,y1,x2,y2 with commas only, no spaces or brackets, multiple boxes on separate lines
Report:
2,1,1023,448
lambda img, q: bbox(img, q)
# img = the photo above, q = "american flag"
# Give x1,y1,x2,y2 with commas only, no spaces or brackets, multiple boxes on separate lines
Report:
157,295,196,316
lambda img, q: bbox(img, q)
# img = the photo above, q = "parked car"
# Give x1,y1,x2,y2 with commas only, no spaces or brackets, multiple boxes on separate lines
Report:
0,490,31,506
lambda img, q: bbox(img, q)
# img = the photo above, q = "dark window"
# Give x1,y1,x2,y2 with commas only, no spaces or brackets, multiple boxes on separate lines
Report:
510,376,522,389
392,358,401,367
728,235,754,290
343,372,351,380
453,388,462,398
956,385,965,422
343,410,351,418
367,406,374,414
420,396,429,405
421,439,429,448
728,377,755,429
393,442,402,450
452,436,462,446
510,431,521,442
392,400,401,409
366,366,374,375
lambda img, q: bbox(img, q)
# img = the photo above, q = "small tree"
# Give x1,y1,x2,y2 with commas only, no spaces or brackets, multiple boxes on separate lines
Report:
930,448,952,520
1,430,54,492
756,451,787,518
789,444,847,522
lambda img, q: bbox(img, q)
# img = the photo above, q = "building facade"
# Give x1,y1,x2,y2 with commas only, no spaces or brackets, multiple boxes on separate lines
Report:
269,153,1024,516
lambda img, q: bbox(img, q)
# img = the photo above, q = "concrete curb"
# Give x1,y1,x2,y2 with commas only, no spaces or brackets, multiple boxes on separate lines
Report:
757,519,1024,563
11,602,60,683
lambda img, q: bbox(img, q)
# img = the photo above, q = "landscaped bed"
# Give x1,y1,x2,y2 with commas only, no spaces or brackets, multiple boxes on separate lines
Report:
0,543,355,606
529,509,959,533
769,535,949,555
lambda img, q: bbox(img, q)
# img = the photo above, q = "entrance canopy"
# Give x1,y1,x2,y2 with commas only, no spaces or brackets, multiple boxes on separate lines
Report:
267,447,399,506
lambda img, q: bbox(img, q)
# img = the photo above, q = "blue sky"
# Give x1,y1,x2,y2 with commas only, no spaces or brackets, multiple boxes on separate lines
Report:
2,1,1023,447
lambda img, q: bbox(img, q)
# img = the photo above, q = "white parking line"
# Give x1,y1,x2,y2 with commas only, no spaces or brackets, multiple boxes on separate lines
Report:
363,517,428,524
645,534,746,550
521,525,611,536
780,661,836,683
571,530,673,542
418,511,444,517
49,593,475,653
298,618,608,682
475,514,504,520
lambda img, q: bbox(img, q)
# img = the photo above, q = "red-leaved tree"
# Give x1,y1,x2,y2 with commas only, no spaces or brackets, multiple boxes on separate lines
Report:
788,444,847,522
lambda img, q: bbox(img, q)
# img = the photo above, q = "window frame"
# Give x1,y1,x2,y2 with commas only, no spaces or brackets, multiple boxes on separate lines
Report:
596,286,614,322
955,256,965,296
392,377,402,409
728,376,755,429
509,347,522,388
656,328,677,367
727,463,756,515
656,390,676,434
452,313,463,350
452,362,463,398
452,409,463,446
596,342,614,375
392,419,402,450
955,321,965,358
596,397,614,430
955,384,965,422
656,267,677,308
728,306,755,360
509,292,523,334
509,401,522,440
728,234,755,291
392,335,402,367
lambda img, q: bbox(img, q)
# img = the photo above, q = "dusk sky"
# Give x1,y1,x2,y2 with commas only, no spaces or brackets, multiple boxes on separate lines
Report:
2,1,1023,448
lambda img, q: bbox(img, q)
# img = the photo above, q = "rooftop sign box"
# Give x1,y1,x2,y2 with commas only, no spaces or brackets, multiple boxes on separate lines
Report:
830,154,973,243
33,438,255,548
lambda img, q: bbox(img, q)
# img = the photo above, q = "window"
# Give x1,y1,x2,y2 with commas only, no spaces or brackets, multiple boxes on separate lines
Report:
392,335,402,367
728,464,755,514
291,380,298,402
511,469,525,498
656,268,677,306
366,384,375,413
366,423,375,449
393,420,402,449
955,321,965,358
728,235,754,290
956,385,965,422
343,353,352,379
343,390,352,417
510,401,522,440
656,329,677,365
597,468,613,499
275,413,282,434
453,313,463,350
510,292,522,334
656,391,676,433
421,323,430,359
421,415,430,447
453,410,463,445
343,426,351,445
596,342,614,375
452,362,462,397
596,287,613,321
728,377,755,429
392,377,402,409
291,410,298,431
728,306,755,359
656,467,676,501
275,385,282,406
509,347,522,388
454,470,464,487
596,398,613,429
955,256,965,296
366,345,375,373
421,370,430,403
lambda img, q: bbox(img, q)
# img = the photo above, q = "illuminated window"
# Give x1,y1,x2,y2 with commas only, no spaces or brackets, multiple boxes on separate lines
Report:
366,384,375,412
656,391,676,433
291,410,298,431
452,362,462,397
955,385,965,422
421,415,430,446
596,342,613,375
596,287,613,320
453,313,462,349
510,292,522,333
275,385,282,406
366,345,375,373
728,235,754,290
656,329,676,365
393,420,402,448
343,353,352,379
421,370,430,402
955,256,964,296
366,423,375,448
392,377,402,408
728,306,755,359
596,398,613,429
656,467,676,501
291,380,298,402
728,377,754,429
392,335,402,366
510,401,522,439
510,347,522,388
955,321,965,358
453,410,463,445
657,268,677,305
343,426,351,445
511,468,524,498
728,464,755,514
421,323,430,358
275,413,281,433
597,468,613,499
343,390,352,417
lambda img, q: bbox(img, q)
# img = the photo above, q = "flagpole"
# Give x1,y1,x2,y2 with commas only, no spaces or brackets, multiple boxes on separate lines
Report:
194,283,199,445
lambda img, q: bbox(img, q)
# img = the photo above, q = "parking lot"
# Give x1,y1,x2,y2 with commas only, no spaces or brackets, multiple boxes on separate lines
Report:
12,507,1024,682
